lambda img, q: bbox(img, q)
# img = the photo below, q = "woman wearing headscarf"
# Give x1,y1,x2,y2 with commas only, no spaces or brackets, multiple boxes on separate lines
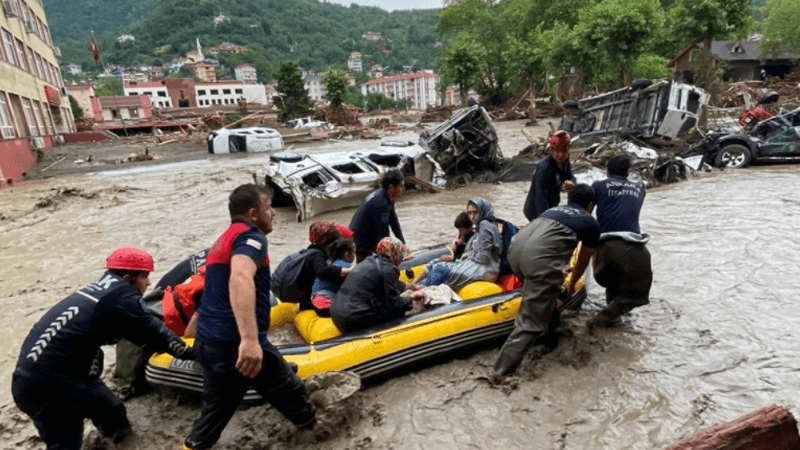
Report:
411,197,503,289
330,237,415,333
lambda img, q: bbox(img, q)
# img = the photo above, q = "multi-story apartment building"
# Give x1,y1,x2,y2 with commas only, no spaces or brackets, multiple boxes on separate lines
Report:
234,63,257,83
347,51,362,73
0,0,75,187
303,72,326,103
66,81,94,117
360,71,440,111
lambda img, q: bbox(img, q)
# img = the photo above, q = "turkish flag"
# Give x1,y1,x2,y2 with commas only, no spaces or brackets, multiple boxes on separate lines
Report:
91,33,99,64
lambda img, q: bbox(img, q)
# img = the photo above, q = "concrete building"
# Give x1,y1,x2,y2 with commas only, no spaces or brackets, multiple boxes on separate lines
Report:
207,41,247,55
66,81,94,117
303,72,326,103
347,51,362,73
234,63,257,83
1,0,75,187
195,81,267,107
124,82,173,109
63,62,81,75
360,71,440,111
90,95,152,124
193,63,216,83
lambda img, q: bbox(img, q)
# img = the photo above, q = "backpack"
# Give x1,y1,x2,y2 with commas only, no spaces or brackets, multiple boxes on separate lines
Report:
270,248,324,303
496,219,519,276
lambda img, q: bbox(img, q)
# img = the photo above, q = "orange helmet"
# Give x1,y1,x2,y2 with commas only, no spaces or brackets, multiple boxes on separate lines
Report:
106,247,154,272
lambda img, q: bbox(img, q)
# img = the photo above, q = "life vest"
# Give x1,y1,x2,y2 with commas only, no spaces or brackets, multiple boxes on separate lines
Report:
163,266,205,336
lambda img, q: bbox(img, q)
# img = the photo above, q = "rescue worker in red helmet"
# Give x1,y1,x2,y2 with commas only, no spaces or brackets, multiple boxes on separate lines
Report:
12,247,195,450
522,130,576,222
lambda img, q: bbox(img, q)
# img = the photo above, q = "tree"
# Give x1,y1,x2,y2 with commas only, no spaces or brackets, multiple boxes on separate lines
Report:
69,95,83,120
574,0,665,86
667,0,754,90
437,34,484,106
323,67,348,108
631,54,674,81
274,60,313,122
94,78,124,97
761,0,800,56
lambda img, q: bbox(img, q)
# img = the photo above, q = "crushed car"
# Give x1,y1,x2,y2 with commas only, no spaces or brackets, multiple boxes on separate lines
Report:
559,79,710,142
419,104,504,175
259,141,446,221
207,127,284,154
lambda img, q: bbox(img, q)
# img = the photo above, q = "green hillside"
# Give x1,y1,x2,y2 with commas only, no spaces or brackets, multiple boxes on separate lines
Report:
47,0,441,79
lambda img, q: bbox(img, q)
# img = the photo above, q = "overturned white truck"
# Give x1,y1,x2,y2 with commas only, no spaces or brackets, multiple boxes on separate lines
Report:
559,79,710,142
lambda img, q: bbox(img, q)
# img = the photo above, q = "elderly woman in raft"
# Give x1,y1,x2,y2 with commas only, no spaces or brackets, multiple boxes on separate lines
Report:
411,197,502,290
331,237,419,333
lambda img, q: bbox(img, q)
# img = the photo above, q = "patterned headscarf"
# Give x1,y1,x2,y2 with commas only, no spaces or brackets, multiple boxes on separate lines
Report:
376,237,405,266
335,224,354,239
468,197,496,224
549,130,571,154
309,220,337,246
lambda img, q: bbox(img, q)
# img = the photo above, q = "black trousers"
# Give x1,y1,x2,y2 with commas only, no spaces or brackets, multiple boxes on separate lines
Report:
12,369,130,450
592,239,652,325
184,339,316,450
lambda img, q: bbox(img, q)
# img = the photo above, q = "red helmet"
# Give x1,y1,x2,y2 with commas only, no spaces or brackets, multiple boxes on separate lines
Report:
106,247,154,272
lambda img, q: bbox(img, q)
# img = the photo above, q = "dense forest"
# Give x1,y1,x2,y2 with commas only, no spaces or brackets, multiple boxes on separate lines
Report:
44,0,440,80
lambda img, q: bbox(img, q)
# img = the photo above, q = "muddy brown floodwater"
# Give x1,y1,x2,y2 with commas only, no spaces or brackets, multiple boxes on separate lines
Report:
2,119,800,450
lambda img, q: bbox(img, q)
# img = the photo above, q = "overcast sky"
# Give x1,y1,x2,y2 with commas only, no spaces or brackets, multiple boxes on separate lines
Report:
325,0,445,11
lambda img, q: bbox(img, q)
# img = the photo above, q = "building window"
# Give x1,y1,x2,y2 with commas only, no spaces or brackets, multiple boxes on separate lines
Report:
2,30,17,67
111,109,120,119
129,107,139,118
33,101,48,135
198,90,206,95
34,53,43,78
15,39,28,72
129,92,138,96
210,89,218,95
0,92,16,138
235,89,242,94
158,91,166,97
223,89,231,94
22,98,39,136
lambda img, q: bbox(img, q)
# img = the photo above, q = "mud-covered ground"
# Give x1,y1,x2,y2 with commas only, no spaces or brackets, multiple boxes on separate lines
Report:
3,117,800,450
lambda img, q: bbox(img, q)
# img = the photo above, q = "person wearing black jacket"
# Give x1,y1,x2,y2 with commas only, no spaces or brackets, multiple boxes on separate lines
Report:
12,247,194,450
296,220,352,311
330,237,416,333
522,130,575,222
349,169,408,262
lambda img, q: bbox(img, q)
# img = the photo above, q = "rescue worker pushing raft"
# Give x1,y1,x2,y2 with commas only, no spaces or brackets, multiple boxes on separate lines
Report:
12,247,195,450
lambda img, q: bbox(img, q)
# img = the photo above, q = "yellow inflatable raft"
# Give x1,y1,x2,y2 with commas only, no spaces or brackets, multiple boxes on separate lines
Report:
145,248,586,402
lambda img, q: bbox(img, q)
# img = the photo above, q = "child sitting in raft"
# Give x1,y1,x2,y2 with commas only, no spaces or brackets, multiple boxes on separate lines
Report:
295,221,353,311
310,237,356,317
410,197,502,290
440,211,475,262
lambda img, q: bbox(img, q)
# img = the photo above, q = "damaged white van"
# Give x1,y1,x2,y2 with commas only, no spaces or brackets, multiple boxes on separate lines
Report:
559,79,710,141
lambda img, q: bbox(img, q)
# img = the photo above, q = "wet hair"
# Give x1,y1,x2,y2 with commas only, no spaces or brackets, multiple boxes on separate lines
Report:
327,238,356,260
454,211,472,230
607,155,631,176
109,269,146,285
228,184,272,217
381,169,404,190
568,184,595,209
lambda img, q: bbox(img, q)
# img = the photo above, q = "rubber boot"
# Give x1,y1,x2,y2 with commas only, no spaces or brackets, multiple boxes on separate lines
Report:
493,331,537,376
